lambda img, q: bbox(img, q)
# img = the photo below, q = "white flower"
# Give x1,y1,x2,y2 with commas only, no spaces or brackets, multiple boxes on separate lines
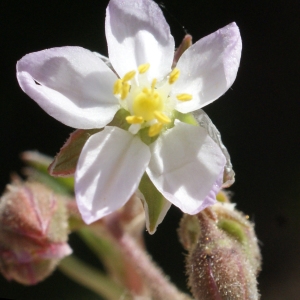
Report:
17,0,242,227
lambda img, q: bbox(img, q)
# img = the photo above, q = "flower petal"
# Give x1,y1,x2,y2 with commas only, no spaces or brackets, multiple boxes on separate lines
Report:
147,121,226,215
17,47,119,129
75,127,151,224
106,0,174,80
172,22,242,113
193,109,235,187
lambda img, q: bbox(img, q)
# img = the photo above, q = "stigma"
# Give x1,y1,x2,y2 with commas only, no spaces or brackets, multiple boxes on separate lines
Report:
113,64,192,137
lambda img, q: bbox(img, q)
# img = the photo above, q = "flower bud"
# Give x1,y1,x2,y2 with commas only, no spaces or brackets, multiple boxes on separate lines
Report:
0,181,72,285
172,34,193,68
178,202,261,300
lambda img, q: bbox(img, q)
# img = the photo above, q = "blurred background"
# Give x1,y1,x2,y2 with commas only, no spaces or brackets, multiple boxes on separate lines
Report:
1,0,300,299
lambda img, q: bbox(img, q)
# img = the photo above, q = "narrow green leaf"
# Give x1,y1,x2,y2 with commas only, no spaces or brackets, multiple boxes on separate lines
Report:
59,255,125,300
21,151,74,194
78,227,125,278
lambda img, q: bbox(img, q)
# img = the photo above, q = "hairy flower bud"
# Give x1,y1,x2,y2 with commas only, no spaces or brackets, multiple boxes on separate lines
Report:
0,181,72,285
178,201,261,300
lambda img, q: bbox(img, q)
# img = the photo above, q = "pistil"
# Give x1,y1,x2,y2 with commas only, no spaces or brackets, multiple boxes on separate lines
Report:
112,63,193,137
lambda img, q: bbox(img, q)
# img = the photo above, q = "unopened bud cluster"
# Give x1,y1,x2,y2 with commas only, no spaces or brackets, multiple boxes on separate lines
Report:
0,181,71,285
178,194,261,300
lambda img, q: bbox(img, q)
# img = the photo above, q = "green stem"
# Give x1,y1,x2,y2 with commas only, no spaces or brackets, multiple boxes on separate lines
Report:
77,227,125,278
59,255,125,300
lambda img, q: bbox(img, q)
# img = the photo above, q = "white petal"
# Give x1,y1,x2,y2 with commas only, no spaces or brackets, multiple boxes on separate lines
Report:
172,23,242,113
147,121,226,215
75,127,151,224
17,47,119,129
193,109,235,187
106,0,174,80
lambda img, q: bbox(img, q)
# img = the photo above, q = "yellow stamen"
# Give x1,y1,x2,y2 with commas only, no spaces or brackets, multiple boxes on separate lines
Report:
154,111,171,124
121,82,130,100
138,63,150,74
148,123,163,137
113,79,122,95
176,93,193,101
126,116,144,124
151,78,157,90
169,68,180,84
122,70,136,82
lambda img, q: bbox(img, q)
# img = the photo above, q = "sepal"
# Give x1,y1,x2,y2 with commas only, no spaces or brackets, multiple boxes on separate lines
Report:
48,129,101,177
48,108,130,178
138,174,171,234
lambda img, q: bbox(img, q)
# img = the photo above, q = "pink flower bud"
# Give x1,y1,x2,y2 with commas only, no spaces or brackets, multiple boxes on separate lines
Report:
0,181,72,285
178,202,261,300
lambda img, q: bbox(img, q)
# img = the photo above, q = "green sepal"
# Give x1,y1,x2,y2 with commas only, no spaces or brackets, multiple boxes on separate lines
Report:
138,173,171,234
174,111,198,126
48,128,102,177
138,127,159,145
217,218,247,245
108,108,131,131
48,109,130,178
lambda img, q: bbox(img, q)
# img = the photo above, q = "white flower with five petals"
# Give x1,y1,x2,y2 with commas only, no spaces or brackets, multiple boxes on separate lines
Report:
17,0,242,229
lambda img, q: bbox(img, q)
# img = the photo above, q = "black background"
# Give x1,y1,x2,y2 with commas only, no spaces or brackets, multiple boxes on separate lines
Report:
1,0,300,299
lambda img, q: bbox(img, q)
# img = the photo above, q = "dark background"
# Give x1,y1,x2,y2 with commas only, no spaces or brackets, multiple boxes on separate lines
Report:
1,0,300,299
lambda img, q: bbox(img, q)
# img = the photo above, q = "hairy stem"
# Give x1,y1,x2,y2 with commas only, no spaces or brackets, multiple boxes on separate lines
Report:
116,232,192,300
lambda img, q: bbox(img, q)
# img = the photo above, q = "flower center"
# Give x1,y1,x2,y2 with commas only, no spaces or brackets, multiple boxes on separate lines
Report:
133,81,163,121
113,63,192,137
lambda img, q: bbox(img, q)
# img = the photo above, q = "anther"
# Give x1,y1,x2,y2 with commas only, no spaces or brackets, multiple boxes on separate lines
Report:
122,70,136,82
121,82,130,100
138,63,150,74
148,123,163,137
151,78,157,90
169,68,180,84
176,93,193,101
154,111,171,124
113,79,122,95
126,116,144,124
